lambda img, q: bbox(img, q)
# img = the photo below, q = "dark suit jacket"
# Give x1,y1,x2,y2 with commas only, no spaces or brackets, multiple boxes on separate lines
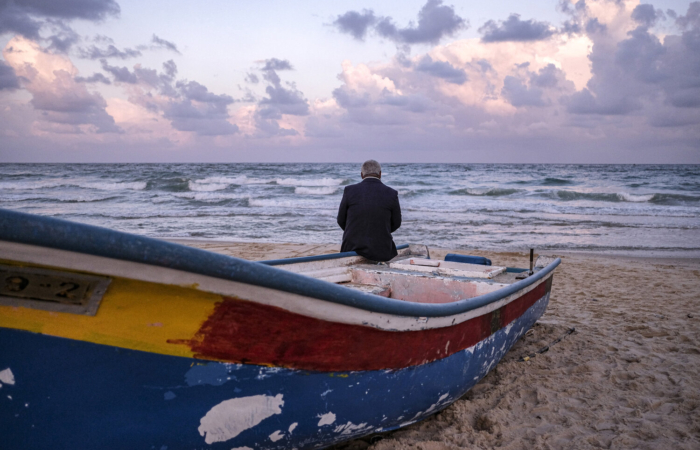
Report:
337,178,401,262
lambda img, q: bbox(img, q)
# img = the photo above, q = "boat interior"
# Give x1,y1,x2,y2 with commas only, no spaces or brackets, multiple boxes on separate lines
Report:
275,245,535,304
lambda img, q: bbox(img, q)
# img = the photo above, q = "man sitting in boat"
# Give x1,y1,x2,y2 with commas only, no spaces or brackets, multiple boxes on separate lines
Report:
337,160,402,262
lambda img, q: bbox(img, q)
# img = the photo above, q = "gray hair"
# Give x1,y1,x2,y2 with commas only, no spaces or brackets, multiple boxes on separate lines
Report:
361,160,382,177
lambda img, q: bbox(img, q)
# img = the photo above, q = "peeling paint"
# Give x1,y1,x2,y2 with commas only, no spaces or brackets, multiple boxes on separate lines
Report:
334,421,370,436
269,430,284,442
317,412,336,426
198,394,284,444
0,368,15,386
288,422,298,433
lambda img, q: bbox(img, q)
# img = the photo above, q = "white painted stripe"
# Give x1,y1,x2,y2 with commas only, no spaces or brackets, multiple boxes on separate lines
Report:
0,241,550,332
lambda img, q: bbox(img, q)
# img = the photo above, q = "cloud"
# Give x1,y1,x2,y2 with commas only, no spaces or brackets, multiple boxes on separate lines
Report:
80,45,142,59
100,59,138,83
501,76,545,107
45,19,80,53
333,10,376,40
564,1,700,119
75,72,111,84
151,34,180,54
675,2,700,29
0,59,21,90
108,59,239,136
479,14,554,42
631,4,665,28
251,58,309,136
0,0,120,40
3,36,120,133
415,54,467,84
162,81,238,136
333,0,466,45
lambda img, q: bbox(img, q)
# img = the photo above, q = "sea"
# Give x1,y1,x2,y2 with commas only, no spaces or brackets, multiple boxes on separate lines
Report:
1,163,699,257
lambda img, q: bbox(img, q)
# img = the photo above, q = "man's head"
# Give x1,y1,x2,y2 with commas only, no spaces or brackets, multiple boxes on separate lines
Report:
361,160,381,179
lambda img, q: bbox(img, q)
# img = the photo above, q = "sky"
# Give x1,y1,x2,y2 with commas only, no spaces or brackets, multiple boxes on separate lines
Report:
0,0,698,163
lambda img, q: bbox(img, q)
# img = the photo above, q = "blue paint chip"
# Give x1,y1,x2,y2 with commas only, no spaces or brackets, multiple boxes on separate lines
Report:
184,363,230,387
164,391,176,400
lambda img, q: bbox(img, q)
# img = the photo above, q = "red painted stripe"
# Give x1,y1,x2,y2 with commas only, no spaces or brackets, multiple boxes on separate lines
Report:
185,277,552,372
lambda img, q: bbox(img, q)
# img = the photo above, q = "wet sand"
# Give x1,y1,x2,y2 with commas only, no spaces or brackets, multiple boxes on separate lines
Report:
173,240,700,449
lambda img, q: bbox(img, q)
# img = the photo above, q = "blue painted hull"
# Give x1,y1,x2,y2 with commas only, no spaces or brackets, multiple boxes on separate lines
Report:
1,293,548,450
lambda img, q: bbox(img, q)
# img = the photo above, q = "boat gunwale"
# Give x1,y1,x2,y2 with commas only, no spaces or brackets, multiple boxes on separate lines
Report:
0,208,560,318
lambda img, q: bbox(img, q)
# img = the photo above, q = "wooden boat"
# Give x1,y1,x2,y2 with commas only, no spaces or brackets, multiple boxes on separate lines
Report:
0,209,560,450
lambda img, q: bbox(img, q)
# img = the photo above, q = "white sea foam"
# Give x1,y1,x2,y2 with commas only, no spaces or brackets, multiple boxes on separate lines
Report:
276,177,344,187
189,181,229,192
0,180,147,191
82,181,147,191
617,192,654,202
295,186,338,195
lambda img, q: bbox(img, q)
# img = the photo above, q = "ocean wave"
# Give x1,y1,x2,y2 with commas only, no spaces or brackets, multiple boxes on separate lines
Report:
546,190,700,204
172,192,248,203
4,194,121,203
617,192,654,202
248,197,336,209
276,177,345,187
294,186,338,195
188,180,229,192
449,188,521,197
190,175,275,187
542,177,575,186
0,179,147,191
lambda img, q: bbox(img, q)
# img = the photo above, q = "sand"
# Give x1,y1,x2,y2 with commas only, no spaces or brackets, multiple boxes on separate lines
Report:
173,240,700,450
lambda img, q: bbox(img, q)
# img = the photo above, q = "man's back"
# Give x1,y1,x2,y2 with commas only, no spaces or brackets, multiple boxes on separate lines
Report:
337,177,401,262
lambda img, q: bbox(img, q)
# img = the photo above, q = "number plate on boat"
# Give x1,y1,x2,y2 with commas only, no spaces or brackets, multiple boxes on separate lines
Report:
0,264,111,316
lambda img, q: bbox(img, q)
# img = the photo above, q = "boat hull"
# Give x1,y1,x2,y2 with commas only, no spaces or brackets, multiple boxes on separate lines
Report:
0,290,549,450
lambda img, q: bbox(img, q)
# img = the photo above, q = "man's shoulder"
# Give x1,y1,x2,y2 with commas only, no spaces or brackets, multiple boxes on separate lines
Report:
345,179,398,196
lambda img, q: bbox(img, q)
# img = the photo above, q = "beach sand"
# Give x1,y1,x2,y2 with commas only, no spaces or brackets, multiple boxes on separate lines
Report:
174,240,700,449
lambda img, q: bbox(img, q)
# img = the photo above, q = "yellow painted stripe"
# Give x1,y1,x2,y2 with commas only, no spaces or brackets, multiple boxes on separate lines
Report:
0,276,221,358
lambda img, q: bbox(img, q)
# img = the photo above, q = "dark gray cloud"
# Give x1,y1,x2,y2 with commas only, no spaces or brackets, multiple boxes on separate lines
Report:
45,19,80,52
501,76,545,107
80,44,142,59
566,88,641,115
333,10,376,40
0,59,21,90
75,72,111,84
163,82,238,136
676,2,700,29
379,91,432,113
259,83,309,116
585,18,607,34
564,2,700,123
0,0,119,42
376,0,465,44
631,4,665,28
529,64,562,88
100,59,138,83
262,58,293,72
245,72,259,84
479,14,554,43
333,0,465,45
151,34,180,54
252,57,308,136
27,69,120,133
415,55,466,84
111,60,238,135
333,87,371,109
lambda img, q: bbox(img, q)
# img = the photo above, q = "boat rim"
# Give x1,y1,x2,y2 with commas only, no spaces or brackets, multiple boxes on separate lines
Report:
0,208,560,318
